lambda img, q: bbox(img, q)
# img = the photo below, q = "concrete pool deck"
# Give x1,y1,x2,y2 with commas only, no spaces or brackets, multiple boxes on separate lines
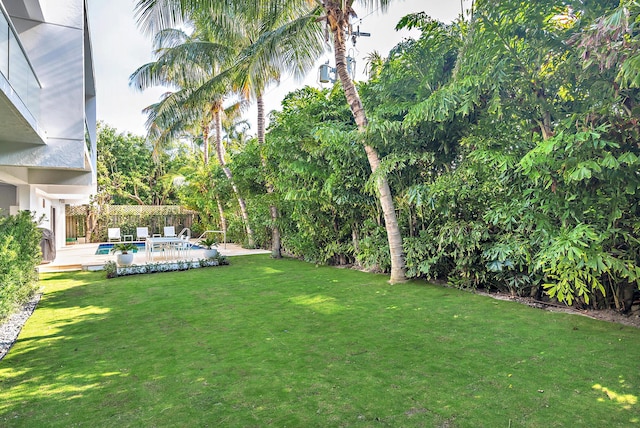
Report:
38,242,270,273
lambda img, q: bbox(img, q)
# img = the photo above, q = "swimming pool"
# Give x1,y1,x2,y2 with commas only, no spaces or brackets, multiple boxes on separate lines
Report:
95,242,145,255
95,242,203,255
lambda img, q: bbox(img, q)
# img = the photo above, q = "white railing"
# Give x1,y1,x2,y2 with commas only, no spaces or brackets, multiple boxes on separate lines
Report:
0,5,41,122
178,227,191,239
195,230,227,249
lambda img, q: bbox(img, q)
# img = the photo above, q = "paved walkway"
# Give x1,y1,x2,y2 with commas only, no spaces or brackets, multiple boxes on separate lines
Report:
38,242,270,273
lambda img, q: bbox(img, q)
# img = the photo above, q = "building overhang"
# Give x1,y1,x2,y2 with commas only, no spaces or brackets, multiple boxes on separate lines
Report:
0,165,95,187
0,74,46,145
35,183,96,205
0,165,96,204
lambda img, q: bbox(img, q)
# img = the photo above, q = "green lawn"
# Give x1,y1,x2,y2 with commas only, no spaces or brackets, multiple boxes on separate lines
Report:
1,255,638,427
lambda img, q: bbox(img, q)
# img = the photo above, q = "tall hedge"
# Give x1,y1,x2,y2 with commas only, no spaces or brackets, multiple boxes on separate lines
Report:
0,211,41,321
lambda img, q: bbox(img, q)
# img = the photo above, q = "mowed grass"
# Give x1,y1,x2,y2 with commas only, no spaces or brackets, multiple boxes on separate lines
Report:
0,255,638,427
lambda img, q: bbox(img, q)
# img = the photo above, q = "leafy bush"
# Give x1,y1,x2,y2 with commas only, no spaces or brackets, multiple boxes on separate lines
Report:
0,211,41,321
199,237,218,249
356,220,391,273
107,256,229,278
110,242,138,254
104,261,117,278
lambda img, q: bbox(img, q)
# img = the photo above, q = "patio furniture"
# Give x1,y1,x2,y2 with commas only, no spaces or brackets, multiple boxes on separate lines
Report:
173,228,192,257
108,228,121,242
136,227,149,241
164,226,176,237
173,235,193,258
145,236,181,261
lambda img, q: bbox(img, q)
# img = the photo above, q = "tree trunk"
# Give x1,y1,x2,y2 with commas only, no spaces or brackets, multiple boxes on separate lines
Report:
215,195,227,238
541,110,552,140
257,94,266,145
213,106,255,248
257,94,282,258
351,227,360,255
86,207,95,243
270,205,281,258
326,2,406,283
126,192,145,205
202,119,209,165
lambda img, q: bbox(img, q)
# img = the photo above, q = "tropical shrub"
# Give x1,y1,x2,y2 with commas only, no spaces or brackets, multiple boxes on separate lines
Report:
0,211,41,321
265,86,372,264
127,0,640,309
399,0,640,309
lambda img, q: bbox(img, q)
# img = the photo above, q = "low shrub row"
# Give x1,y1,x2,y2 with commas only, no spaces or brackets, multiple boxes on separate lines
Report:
104,254,228,278
0,211,41,321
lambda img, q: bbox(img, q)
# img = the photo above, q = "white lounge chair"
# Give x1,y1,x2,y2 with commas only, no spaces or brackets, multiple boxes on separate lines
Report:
108,228,121,242
136,227,149,241
164,226,176,237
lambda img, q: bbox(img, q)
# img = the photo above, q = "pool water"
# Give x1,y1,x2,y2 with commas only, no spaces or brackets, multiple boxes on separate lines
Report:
95,243,145,255
95,242,203,255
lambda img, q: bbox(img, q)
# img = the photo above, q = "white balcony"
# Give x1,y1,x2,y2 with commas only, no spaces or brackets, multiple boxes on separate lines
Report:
0,3,43,145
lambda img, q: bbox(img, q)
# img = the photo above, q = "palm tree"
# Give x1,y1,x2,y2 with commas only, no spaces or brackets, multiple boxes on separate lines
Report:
130,27,223,165
192,3,324,258
129,24,257,247
310,0,407,283
135,1,324,257
134,0,407,283
364,51,384,79
210,97,256,248
221,116,250,152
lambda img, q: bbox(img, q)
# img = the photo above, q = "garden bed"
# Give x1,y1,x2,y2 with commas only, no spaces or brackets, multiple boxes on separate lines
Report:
105,256,227,278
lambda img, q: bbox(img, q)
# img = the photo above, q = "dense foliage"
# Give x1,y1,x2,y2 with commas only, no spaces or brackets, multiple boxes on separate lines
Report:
97,122,187,206
263,86,373,264
0,211,41,321
123,0,639,310
247,1,638,309
391,0,640,310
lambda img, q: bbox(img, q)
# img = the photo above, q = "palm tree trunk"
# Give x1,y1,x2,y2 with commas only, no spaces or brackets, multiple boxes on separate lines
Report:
269,205,281,258
213,107,255,248
257,94,282,258
215,195,227,238
202,119,210,165
257,94,266,145
326,2,406,283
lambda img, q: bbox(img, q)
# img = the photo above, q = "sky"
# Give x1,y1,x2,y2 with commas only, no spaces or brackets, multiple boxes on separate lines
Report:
87,0,465,137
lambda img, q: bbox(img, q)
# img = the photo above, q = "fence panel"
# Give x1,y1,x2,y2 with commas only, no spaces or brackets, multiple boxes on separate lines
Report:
65,205,200,242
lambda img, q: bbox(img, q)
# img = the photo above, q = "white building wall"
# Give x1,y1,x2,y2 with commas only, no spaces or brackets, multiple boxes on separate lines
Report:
0,0,96,250
35,192,49,229
51,199,65,248
11,1,85,166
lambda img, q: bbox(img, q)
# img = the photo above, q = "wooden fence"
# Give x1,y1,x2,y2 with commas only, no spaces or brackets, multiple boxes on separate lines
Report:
65,205,200,243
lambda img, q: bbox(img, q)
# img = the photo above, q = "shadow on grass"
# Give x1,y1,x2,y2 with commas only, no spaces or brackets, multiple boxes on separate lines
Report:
0,295,116,424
